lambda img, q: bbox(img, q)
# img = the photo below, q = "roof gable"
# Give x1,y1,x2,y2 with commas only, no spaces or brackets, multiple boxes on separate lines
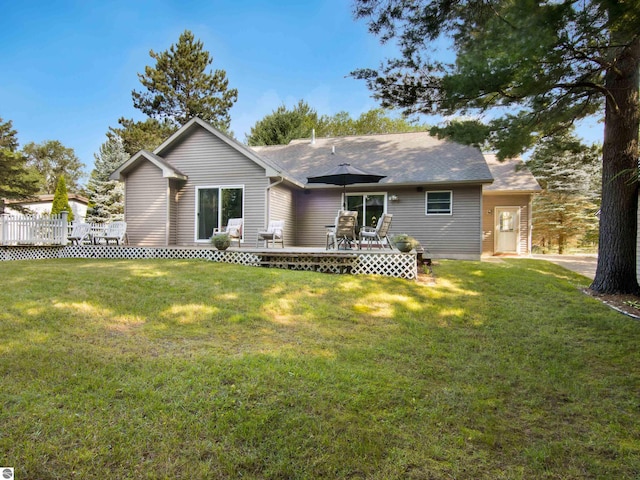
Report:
110,150,187,181
154,117,293,181
110,117,302,186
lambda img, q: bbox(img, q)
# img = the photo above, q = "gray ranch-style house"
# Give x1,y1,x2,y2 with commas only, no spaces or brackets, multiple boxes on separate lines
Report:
110,117,540,259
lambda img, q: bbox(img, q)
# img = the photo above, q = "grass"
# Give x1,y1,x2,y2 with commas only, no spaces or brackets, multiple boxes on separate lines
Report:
1,258,639,479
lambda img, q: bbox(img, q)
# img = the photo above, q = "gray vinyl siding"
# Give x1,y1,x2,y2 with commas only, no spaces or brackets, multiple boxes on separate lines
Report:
124,162,167,246
482,194,533,255
294,185,482,258
161,127,268,246
268,184,296,246
388,185,482,259
295,189,344,247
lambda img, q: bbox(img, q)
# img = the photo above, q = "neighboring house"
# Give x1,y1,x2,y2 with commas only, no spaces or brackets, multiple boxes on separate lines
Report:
111,117,540,259
3,194,89,221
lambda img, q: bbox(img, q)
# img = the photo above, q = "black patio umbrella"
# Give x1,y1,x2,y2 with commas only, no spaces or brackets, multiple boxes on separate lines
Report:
307,162,386,210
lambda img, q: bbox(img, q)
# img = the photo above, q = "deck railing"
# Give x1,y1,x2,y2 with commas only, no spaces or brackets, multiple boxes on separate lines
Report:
66,222,107,239
1,212,68,246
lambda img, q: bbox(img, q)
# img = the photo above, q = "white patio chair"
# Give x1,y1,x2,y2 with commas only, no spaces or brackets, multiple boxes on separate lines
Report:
326,211,358,250
359,213,393,249
257,220,285,248
68,222,92,245
212,218,243,247
94,221,128,245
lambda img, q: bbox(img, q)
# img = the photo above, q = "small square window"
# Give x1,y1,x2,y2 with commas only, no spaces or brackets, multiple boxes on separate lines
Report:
426,191,452,215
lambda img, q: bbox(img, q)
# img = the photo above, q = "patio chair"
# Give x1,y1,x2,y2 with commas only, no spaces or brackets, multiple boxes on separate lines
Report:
94,221,128,245
326,210,358,250
68,222,92,245
212,218,243,247
257,220,285,248
359,213,393,249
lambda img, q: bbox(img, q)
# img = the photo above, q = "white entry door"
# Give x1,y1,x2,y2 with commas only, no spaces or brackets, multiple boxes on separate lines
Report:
495,207,520,254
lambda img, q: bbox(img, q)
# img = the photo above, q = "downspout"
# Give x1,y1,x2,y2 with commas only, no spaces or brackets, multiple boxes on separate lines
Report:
166,179,171,246
265,176,285,226
528,195,534,255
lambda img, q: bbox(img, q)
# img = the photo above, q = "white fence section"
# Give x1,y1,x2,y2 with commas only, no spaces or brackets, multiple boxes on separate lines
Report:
1,212,68,246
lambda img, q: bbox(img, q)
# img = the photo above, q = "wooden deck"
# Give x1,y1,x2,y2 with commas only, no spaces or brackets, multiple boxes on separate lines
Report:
0,244,418,279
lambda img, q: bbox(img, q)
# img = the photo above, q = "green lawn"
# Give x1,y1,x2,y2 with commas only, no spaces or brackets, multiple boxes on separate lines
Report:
1,258,639,479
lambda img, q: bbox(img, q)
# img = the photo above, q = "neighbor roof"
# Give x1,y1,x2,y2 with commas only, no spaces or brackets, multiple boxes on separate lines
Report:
4,193,89,205
252,131,494,187
483,154,541,193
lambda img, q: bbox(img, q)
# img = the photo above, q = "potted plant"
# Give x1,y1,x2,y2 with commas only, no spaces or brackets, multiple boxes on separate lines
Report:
211,233,231,251
392,233,418,253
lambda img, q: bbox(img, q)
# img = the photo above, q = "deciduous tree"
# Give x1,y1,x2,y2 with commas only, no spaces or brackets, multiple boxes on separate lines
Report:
353,0,640,294
23,140,85,194
322,108,423,136
247,102,424,146
246,100,324,146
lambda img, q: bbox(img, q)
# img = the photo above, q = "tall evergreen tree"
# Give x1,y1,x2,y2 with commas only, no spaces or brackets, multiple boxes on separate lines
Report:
0,117,40,212
23,140,85,194
353,0,640,294
86,137,127,223
132,30,238,131
109,118,177,157
528,134,601,253
51,175,73,221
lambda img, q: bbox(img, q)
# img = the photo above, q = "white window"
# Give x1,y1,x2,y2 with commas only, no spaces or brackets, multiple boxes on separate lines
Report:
195,186,244,241
426,191,452,215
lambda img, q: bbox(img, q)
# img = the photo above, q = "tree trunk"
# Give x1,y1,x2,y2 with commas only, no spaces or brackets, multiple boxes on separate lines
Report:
590,35,640,295
558,232,565,254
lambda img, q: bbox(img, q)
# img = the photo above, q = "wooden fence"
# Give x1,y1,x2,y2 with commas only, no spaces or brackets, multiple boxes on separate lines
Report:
0,212,68,246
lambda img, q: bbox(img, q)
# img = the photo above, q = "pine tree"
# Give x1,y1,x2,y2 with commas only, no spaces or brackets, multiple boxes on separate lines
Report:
86,137,128,223
0,117,40,212
132,30,238,131
353,0,639,294
528,135,601,253
51,175,73,221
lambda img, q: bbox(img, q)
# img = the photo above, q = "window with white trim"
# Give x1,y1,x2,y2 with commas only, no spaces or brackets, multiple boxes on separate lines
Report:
425,191,452,215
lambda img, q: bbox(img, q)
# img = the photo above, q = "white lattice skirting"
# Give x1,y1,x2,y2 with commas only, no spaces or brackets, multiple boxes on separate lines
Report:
0,246,417,279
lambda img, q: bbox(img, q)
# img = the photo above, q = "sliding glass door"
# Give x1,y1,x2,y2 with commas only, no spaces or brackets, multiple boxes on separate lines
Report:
346,193,386,228
196,186,243,241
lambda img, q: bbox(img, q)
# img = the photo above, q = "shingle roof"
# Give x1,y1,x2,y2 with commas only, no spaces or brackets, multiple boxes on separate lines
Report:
252,131,494,187
483,154,541,192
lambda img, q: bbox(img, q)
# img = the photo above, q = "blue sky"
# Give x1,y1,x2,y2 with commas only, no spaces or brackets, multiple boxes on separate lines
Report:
1,0,603,182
